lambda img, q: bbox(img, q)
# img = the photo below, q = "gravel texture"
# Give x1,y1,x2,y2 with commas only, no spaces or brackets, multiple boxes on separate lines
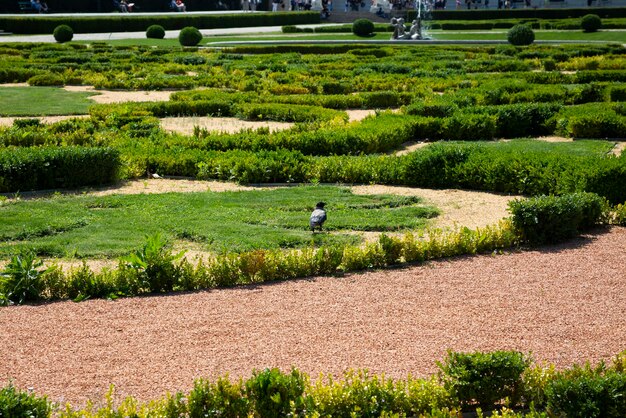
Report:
1,227,624,408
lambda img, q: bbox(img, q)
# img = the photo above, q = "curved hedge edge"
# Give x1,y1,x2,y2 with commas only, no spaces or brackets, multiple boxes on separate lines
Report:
1,220,519,305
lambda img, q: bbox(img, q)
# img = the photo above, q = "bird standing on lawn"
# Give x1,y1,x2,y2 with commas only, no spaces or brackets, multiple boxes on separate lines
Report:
309,202,327,232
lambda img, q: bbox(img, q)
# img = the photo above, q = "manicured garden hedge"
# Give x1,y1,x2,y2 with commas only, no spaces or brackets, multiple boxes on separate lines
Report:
0,146,119,192
1,350,625,417
0,12,320,34
427,7,626,21
509,192,608,245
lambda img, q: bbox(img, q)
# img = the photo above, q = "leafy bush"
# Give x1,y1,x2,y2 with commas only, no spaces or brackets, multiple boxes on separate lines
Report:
612,203,626,226
120,233,185,293
0,383,51,417
0,252,49,305
437,350,531,410
507,25,535,46
309,370,442,416
245,368,308,417
188,377,249,418
581,14,602,33
178,26,202,47
546,366,626,417
352,18,375,37
53,24,73,43
146,24,165,39
508,192,608,245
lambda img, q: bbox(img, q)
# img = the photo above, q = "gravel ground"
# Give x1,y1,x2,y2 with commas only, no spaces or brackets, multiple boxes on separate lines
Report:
1,227,624,408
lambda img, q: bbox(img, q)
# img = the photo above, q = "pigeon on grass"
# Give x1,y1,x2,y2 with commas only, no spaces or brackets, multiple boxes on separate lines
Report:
309,201,327,232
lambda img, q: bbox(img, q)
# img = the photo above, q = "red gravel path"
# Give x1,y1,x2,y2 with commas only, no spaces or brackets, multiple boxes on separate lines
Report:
1,227,625,408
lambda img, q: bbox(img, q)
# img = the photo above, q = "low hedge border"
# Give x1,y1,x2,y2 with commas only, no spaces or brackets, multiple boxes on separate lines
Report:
0,12,320,35
1,220,518,305
427,7,626,20
1,350,625,417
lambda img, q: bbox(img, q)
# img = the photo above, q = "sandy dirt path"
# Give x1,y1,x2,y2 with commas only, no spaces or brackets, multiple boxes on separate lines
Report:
0,227,624,408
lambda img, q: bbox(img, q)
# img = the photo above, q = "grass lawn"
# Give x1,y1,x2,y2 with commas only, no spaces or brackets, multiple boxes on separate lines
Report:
84,29,626,47
490,139,617,156
0,186,439,258
429,29,626,42
0,87,97,116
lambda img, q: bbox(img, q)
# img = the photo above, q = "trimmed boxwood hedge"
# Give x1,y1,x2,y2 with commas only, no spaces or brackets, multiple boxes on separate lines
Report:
0,12,320,35
0,146,120,192
426,7,626,21
508,192,608,245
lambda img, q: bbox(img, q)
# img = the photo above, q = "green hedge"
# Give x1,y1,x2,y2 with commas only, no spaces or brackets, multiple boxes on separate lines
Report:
122,141,626,204
427,7,626,21
438,351,530,410
0,383,51,417
0,12,320,34
546,364,626,417
147,100,236,118
235,102,347,123
1,351,625,416
402,143,626,203
0,146,119,192
508,192,608,245
2,220,517,304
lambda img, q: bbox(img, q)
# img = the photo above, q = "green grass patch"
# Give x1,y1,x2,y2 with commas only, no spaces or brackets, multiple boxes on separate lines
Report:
488,139,617,157
0,186,439,258
428,29,626,42
79,29,626,47
0,87,97,116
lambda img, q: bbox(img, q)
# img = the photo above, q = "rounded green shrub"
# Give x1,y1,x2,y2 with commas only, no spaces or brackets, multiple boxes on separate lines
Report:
27,73,64,87
581,14,602,33
281,25,299,33
178,26,203,47
438,350,531,410
53,24,73,43
507,25,535,46
352,19,375,37
146,24,165,39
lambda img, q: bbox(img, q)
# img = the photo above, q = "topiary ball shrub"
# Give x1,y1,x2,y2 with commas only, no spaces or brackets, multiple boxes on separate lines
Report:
352,19,375,37
146,24,165,39
581,14,602,33
507,24,535,46
178,26,203,47
53,25,73,43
